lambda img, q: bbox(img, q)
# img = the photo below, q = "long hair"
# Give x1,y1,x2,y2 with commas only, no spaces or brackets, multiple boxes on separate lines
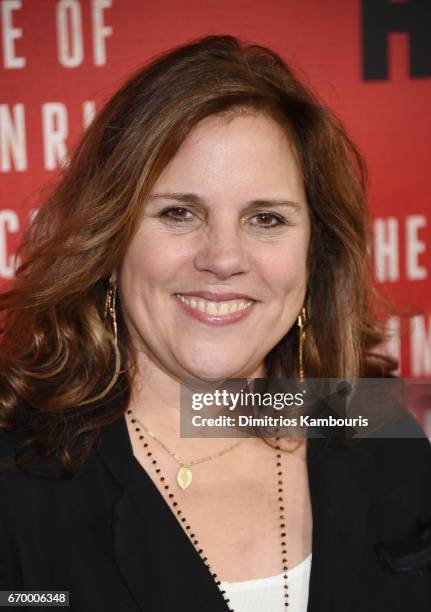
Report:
0,35,397,476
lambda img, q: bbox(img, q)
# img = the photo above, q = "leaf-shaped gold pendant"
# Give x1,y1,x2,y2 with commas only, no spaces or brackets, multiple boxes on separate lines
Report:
177,465,192,490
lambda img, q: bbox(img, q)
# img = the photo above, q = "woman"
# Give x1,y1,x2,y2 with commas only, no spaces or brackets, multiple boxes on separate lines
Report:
0,35,430,612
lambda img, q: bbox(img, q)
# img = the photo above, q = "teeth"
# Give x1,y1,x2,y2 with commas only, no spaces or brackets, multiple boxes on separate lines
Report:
177,294,254,316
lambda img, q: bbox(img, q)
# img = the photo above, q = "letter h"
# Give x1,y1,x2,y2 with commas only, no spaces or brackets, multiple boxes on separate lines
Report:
362,0,431,80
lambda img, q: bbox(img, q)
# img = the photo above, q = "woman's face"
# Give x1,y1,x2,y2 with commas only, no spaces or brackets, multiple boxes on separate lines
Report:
116,112,310,381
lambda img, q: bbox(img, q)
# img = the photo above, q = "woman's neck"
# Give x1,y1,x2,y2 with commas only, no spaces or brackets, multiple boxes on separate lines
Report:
127,351,266,455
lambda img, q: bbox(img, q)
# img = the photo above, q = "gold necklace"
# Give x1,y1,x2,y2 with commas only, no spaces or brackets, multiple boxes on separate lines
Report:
126,408,289,609
129,411,245,490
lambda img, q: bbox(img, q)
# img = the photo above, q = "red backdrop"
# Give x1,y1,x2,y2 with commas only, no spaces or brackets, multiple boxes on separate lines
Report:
0,0,430,383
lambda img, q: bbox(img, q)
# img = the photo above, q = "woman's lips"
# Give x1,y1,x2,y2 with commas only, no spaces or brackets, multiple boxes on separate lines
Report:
174,293,256,327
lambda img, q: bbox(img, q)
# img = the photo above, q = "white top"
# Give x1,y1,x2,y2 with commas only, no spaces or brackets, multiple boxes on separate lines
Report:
219,553,312,612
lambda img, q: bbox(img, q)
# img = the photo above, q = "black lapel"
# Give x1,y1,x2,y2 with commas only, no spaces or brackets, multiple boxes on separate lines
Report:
306,437,375,612
97,415,229,612
98,416,376,612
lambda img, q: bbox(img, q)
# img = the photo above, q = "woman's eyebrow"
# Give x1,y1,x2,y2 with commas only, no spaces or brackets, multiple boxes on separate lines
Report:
147,191,302,212
148,192,202,205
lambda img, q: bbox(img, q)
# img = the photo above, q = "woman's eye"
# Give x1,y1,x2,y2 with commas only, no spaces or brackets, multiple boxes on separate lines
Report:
160,207,194,223
159,208,286,228
250,212,285,228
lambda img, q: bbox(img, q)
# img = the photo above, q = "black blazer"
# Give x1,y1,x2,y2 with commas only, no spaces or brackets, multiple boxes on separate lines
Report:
1,412,431,612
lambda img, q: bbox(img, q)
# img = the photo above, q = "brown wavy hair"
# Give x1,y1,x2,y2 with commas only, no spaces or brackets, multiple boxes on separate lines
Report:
0,35,397,476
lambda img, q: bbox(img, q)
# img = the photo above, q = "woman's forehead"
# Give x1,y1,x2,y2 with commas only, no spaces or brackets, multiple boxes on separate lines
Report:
152,112,304,200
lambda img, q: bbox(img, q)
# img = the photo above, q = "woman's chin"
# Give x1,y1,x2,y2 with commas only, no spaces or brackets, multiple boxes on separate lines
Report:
182,359,247,383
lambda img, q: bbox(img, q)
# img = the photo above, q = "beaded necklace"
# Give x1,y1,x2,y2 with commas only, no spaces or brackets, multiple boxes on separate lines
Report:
126,407,289,610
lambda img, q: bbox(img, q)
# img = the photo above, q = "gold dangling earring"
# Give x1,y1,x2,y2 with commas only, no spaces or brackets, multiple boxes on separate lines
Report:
78,275,120,406
297,306,306,382
104,276,118,348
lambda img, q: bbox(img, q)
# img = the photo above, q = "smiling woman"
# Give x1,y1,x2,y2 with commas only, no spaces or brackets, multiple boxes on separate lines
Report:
0,35,430,612
115,112,309,378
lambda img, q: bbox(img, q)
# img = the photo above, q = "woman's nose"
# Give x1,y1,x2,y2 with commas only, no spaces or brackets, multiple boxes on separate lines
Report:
193,222,249,279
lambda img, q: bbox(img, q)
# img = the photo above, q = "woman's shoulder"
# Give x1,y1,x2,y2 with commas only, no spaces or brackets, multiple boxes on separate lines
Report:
358,410,431,471
0,423,104,501
0,427,121,548
0,427,41,525
0,426,22,477
337,411,431,514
